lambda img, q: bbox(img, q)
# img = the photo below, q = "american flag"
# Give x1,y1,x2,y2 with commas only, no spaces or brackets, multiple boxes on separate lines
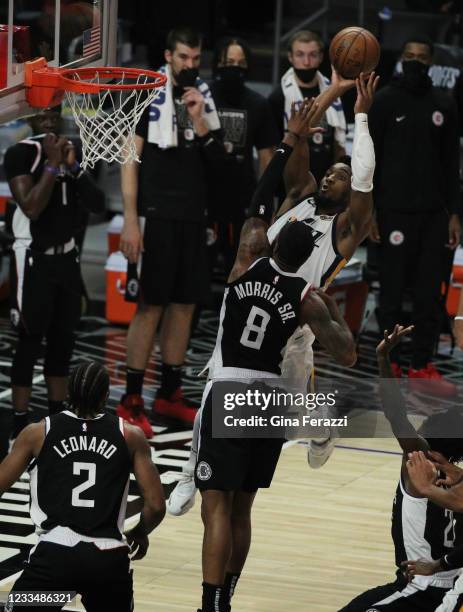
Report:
82,25,101,58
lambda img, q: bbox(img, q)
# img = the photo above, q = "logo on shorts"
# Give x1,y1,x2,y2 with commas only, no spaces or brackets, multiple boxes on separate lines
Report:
10,309,20,328
196,461,212,481
389,230,404,246
184,128,195,141
126,278,139,298
312,132,324,145
432,110,444,126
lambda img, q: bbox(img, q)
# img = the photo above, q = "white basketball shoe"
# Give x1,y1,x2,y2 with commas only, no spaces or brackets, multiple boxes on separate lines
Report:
307,431,336,469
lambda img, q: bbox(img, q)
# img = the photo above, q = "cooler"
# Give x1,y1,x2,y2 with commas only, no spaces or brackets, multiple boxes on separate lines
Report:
446,245,463,317
105,251,136,324
107,214,123,254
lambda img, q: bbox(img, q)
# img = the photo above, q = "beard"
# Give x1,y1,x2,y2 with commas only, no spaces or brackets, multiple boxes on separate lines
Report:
315,191,345,214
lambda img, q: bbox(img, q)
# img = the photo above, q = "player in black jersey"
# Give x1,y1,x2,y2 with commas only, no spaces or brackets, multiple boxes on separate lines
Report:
0,362,165,612
339,327,463,612
402,446,463,611
196,215,356,612
4,106,105,443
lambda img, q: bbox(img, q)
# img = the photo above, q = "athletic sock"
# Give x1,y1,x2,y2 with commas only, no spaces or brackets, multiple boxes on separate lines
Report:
11,411,30,440
157,363,182,399
48,400,65,415
126,367,145,396
221,572,240,609
202,582,223,612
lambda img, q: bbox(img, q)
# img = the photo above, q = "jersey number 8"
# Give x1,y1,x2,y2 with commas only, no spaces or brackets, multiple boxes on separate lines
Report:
240,305,271,350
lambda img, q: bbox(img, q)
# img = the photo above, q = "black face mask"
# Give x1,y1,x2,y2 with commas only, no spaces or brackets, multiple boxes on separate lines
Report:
400,60,431,93
215,66,247,100
174,67,199,90
294,67,318,84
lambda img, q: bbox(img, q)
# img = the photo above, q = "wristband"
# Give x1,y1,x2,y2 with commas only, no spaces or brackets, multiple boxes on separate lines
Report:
69,161,81,174
455,316,463,321
44,164,60,176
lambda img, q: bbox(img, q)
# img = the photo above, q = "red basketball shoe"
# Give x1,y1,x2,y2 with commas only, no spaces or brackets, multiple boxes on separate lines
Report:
408,363,457,398
116,394,154,439
153,388,198,423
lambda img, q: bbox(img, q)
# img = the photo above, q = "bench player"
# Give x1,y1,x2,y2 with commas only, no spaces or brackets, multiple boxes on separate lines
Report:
0,362,165,612
168,72,378,519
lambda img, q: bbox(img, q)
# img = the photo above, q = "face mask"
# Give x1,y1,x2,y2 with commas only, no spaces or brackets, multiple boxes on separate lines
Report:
215,65,247,99
216,65,247,86
294,67,318,84
174,67,199,89
401,60,431,93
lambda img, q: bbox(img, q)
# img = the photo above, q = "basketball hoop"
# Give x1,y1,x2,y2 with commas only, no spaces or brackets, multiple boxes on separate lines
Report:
25,58,167,169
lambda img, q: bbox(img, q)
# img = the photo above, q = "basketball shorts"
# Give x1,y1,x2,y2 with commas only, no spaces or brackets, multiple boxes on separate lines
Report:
338,576,453,611
435,573,463,612
140,217,210,306
7,541,133,612
11,248,81,336
195,381,284,492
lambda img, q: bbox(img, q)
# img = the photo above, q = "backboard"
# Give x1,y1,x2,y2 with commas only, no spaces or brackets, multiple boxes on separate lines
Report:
0,0,118,124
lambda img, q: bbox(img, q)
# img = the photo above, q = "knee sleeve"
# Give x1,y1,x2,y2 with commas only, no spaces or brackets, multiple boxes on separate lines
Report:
11,332,43,387
43,328,75,378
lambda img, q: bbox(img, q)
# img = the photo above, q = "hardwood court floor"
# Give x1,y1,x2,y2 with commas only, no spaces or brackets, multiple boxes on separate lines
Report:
131,437,402,612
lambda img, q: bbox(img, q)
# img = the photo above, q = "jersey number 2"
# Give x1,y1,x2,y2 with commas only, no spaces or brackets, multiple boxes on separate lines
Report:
240,306,270,350
71,462,96,508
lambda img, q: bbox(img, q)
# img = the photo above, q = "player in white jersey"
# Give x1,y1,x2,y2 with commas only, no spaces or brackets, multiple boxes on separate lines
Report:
168,72,378,516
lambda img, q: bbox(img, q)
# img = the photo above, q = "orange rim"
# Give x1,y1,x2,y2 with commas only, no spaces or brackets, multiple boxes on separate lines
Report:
59,66,167,94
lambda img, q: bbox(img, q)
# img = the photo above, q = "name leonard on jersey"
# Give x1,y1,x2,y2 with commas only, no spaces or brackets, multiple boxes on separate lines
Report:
53,435,117,460
233,278,298,324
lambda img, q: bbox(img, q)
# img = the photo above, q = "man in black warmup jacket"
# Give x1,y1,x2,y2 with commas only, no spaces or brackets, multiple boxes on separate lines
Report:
369,36,461,395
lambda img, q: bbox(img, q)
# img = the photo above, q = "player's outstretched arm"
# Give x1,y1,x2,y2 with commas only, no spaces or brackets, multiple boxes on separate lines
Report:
300,289,356,367
0,423,44,495
336,73,379,261
376,325,429,457
125,424,166,560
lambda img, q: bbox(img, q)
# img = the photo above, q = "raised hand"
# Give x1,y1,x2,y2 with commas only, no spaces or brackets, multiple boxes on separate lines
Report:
406,450,438,495
354,71,380,114
43,133,67,167
376,324,414,357
287,98,323,139
182,87,205,120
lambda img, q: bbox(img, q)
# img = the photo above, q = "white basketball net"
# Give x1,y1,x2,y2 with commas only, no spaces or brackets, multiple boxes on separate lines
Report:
64,71,163,169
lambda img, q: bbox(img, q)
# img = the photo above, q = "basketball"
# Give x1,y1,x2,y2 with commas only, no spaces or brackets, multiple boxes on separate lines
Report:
329,27,380,79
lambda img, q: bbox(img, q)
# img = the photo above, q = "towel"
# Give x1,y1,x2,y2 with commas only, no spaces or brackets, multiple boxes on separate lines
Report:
147,64,220,148
281,67,346,147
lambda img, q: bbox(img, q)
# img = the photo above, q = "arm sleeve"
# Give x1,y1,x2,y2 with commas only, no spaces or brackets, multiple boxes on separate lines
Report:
254,99,280,151
442,96,461,215
3,144,36,181
247,142,294,222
